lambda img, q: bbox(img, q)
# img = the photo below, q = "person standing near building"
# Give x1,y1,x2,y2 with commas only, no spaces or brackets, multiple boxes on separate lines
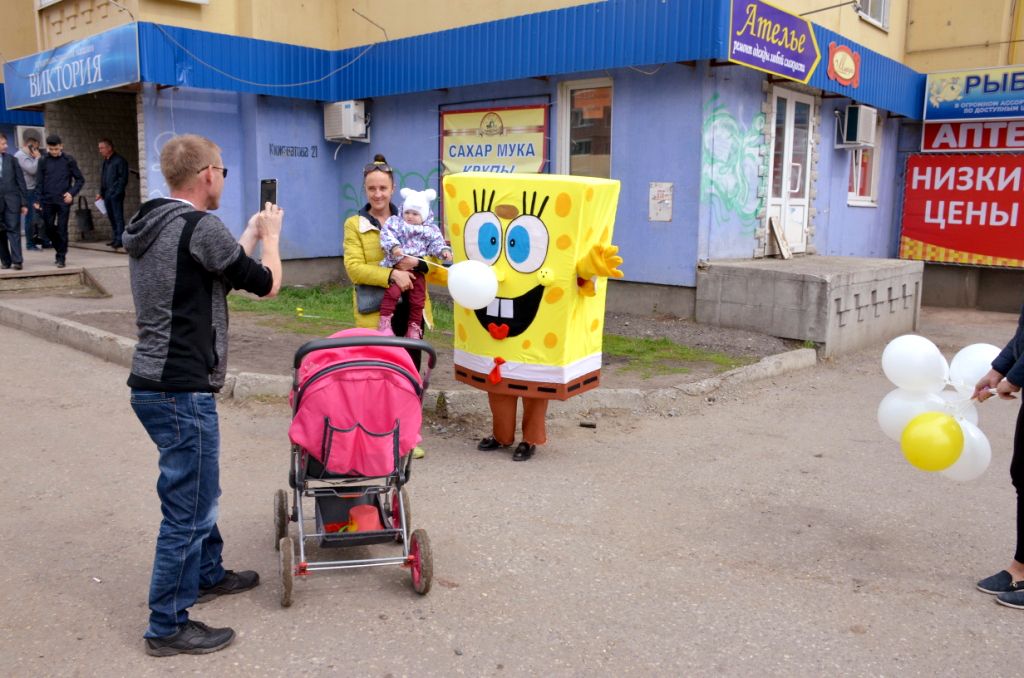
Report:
96,138,128,249
0,132,28,270
14,131,44,250
125,134,283,656
33,134,84,268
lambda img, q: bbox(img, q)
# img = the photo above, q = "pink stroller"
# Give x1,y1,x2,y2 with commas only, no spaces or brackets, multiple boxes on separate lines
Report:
274,328,436,606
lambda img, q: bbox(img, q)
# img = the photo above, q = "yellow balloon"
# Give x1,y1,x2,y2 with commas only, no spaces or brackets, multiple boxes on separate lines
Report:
900,411,964,472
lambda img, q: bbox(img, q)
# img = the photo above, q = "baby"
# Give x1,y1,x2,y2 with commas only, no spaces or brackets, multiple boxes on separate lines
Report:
378,187,452,338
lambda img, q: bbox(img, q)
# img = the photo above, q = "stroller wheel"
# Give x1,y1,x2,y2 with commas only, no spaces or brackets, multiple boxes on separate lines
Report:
409,529,433,595
392,487,412,543
274,489,289,550
279,537,294,607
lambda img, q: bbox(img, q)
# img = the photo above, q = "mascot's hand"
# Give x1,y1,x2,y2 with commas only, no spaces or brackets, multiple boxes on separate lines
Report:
578,278,597,297
577,244,624,281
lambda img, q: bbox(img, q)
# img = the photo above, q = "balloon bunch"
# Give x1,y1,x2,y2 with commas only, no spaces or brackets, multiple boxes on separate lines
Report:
877,335,1001,481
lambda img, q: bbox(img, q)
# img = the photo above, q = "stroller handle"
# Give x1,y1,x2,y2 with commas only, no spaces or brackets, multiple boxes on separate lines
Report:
293,336,438,370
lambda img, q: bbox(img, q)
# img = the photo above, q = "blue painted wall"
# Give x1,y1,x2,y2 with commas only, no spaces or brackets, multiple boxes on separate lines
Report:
698,66,767,265
137,64,908,280
813,97,901,258
140,84,346,259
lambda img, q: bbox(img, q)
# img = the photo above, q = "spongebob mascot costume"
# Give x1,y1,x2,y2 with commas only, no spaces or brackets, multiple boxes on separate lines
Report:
442,172,622,461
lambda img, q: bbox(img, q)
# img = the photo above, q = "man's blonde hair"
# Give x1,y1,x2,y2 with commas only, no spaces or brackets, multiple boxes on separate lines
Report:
160,134,221,190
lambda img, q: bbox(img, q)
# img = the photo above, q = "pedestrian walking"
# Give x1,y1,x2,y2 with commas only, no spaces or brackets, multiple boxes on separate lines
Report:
34,134,84,268
125,133,283,656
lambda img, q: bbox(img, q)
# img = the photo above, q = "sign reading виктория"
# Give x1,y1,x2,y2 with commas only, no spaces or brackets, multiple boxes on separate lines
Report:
728,0,821,84
2,23,140,110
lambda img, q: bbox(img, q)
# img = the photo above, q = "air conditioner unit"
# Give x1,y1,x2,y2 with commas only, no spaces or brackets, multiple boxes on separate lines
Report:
324,100,368,141
835,104,877,148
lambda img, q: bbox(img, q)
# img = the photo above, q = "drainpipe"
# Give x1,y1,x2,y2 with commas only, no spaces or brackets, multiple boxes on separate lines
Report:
1010,0,1022,64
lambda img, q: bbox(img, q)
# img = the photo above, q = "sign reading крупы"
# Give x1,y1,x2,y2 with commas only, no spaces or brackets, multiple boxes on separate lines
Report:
728,0,821,84
440,106,548,175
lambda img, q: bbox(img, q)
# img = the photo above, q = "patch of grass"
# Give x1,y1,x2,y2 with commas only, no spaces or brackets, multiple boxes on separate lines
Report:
802,339,818,349
230,285,752,378
603,334,753,378
228,283,455,338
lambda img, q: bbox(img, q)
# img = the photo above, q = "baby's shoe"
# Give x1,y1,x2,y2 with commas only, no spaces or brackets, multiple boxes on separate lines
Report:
405,321,422,339
377,315,395,335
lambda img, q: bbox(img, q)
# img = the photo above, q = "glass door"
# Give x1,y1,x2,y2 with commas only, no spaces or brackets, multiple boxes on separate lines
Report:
767,88,814,254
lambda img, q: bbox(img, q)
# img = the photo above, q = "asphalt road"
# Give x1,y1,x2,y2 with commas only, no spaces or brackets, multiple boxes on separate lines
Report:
3,309,1024,676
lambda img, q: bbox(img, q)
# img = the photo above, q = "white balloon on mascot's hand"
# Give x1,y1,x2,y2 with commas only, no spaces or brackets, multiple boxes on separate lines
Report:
877,388,947,442
447,259,498,310
948,343,1001,397
940,419,992,482
881,334,949,394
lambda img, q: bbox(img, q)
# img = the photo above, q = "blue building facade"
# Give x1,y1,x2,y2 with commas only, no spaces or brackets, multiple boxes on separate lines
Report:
3,0,925,308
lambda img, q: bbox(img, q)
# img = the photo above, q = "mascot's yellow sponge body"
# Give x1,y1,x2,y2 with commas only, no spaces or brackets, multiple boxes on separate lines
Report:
442,172,622,401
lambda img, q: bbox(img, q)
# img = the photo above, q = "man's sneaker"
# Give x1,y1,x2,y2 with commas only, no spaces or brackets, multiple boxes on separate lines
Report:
977,570,1016,595
197,569,260,603
144,620,235,657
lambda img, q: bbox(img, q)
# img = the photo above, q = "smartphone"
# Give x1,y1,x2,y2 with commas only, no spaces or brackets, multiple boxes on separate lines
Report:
259,179,278,211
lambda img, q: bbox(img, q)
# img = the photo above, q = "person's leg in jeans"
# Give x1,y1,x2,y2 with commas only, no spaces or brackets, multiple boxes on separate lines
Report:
130,390,223,638
107,193,126,246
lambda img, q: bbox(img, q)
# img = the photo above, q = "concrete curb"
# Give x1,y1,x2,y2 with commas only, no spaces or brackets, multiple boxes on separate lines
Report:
0,301,817,417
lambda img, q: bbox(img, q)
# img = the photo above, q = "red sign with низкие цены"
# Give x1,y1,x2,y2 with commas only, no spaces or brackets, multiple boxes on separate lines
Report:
900,154,1024,266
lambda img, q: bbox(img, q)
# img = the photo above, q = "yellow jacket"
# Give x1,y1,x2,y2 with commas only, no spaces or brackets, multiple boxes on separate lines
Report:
342,209,448,328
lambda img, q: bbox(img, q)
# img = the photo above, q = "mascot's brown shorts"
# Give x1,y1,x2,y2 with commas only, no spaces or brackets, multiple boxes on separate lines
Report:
488,393,549,446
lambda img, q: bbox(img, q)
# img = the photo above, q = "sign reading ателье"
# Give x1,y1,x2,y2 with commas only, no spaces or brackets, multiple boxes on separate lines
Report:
728,0,821,85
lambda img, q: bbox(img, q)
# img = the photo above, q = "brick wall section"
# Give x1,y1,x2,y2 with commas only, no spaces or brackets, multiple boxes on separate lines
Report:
43,91,141,243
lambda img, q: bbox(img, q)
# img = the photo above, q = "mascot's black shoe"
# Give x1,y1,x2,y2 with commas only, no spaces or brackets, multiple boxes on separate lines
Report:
477,436,506,451
512,442,536,461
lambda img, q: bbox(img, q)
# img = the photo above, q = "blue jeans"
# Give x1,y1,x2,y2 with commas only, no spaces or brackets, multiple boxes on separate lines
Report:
131,390,226,638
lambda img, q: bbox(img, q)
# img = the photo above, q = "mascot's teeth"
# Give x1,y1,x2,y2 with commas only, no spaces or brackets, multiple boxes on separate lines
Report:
486,298,515,319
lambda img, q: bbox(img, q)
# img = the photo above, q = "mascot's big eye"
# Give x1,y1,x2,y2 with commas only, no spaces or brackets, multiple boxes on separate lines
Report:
504,215,549,273
464,212,502,265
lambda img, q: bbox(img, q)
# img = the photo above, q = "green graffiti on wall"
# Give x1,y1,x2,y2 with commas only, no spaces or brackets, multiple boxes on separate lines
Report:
700,93,766,234
341,166,441,221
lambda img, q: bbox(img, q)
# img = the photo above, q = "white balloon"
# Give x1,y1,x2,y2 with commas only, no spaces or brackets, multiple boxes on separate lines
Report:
877,388,947,442
881,334,949,394
938,389,979,426
447,260,498,310
941,419,992,482
948,343,1001,397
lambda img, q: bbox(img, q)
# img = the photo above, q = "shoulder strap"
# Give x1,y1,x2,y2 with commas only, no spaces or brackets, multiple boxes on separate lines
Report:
178,210,208,251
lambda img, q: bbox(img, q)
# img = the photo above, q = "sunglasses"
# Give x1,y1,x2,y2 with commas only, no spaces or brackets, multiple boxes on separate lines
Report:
363,161,393,176
197,165,228,178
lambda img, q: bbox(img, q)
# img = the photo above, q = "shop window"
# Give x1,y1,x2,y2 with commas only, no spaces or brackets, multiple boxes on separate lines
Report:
558,78,612,178
847,121,882,205
857,0,889,30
